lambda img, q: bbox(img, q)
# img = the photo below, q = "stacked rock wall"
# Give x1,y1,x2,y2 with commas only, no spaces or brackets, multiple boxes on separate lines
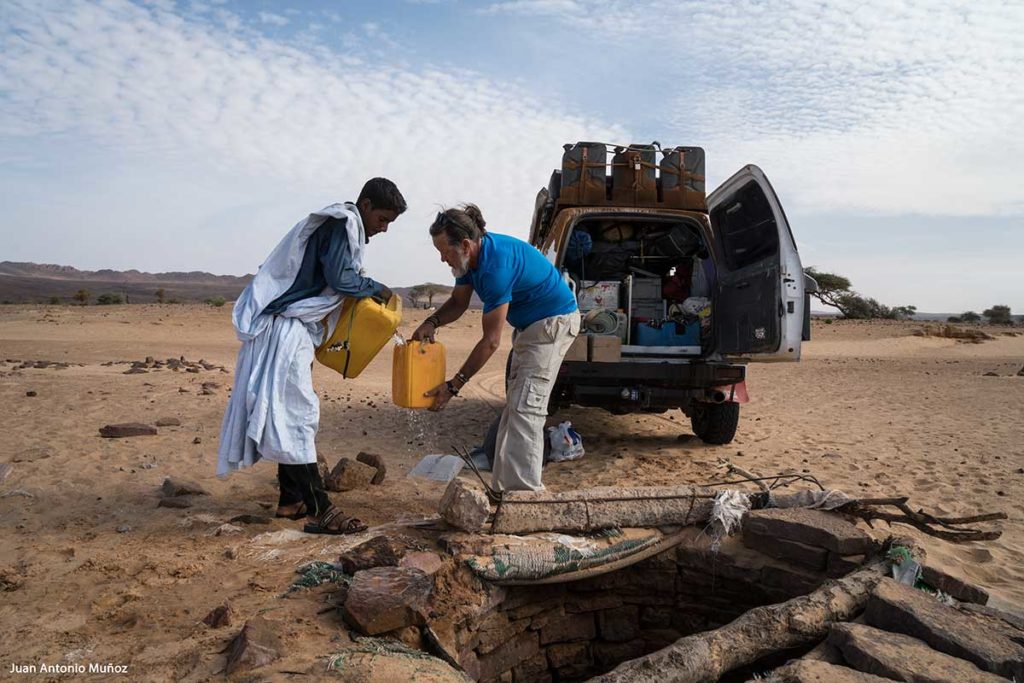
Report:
451,517,873,682
336,508,1013,682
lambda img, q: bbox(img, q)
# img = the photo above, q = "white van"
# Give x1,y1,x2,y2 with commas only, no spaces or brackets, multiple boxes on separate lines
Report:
528,143,815,444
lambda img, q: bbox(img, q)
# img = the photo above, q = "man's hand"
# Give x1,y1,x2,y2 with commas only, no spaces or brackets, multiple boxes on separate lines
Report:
411,320,437,342
425,381,454,412
372,285,393,304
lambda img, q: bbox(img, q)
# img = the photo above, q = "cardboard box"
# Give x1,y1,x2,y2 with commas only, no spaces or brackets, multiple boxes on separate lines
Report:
564,335,588,362
588,334,621,362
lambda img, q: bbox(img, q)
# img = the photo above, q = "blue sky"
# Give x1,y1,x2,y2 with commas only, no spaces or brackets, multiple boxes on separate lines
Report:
1,0,1021,313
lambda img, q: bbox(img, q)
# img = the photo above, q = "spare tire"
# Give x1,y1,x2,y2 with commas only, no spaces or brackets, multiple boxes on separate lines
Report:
690,401,740,445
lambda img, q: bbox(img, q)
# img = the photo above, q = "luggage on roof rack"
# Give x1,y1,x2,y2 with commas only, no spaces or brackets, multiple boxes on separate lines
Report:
660,146,706,211
555,142,708,211
560,142,607,205
611,144,657,205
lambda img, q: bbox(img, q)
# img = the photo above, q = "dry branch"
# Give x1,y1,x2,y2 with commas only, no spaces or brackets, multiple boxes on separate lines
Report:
839,498,1006,543
593,561,889,683
718,459,769,493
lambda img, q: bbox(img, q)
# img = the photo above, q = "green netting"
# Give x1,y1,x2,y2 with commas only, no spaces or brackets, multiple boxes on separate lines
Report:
464,530,662,581
288,561,350,593
326,637,438,671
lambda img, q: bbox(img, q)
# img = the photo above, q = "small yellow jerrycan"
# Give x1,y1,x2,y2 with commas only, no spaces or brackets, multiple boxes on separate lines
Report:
392,340,446,409
315,295,402,378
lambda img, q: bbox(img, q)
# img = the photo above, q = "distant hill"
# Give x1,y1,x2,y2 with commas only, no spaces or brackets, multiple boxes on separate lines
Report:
812,308,1021,324
0,261,253,304
0,261,474,308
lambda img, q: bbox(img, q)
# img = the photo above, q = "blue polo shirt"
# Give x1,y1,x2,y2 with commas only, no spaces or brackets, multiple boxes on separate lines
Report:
456,232,577,330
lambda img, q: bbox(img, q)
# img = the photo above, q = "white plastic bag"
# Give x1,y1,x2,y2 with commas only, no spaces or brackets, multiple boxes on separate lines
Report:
547,421,584,462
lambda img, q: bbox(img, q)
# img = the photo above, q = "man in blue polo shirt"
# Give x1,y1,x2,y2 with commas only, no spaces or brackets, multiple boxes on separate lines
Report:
411,204,580,491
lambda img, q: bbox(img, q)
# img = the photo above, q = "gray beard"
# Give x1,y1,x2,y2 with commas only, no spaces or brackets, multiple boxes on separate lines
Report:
450,253,470,278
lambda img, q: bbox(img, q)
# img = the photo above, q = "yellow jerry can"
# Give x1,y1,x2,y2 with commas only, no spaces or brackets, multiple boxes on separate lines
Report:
392,340,446,409
315,295,402,378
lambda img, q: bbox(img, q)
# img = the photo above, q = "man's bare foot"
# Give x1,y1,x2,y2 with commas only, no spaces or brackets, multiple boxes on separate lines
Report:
275,502,308,520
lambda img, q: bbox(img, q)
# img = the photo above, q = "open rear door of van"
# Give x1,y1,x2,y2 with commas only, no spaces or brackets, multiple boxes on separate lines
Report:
707,165,804,362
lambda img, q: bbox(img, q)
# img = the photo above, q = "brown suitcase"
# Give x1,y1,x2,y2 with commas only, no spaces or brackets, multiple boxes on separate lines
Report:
660,146,706,211
611,144,657,205
559,142,607,206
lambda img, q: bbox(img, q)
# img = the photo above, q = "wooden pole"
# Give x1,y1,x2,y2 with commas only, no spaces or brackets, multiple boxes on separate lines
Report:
592,561,888,683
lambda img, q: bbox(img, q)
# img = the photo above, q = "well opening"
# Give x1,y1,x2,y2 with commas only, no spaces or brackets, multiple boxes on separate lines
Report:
335,495,1011,682
446,527,859,682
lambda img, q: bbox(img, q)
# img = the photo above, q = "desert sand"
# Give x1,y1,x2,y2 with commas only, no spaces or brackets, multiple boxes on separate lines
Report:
0,303,1021,680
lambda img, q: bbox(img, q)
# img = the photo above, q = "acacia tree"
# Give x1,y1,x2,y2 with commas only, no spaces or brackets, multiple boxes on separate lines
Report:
804,267,852,311
155,288,167,303
73,289,91,305
982,305,1012,325
422,283,451,307
407,283,451,309
407,285,428,308
804,267,915,320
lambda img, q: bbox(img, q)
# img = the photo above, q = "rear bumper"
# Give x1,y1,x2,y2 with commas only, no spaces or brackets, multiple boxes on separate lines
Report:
557,360,744,386
553,360,746,412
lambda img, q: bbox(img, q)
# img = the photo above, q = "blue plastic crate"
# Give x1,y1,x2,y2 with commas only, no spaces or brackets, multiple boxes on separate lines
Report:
634,321,700,346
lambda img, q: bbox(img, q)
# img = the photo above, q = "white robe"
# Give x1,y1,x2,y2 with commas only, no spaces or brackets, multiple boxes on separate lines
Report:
216,203,365,476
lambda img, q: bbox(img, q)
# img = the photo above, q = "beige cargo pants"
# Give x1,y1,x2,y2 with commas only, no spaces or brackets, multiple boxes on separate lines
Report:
492,311,581,492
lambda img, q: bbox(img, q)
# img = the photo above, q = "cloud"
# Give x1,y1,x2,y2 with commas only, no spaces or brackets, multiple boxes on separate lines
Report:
481,0,585,16
257,11,289,27
482,0,1024,217
0,0,625,282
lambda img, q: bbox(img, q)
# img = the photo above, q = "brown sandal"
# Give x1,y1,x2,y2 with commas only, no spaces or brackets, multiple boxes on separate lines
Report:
275,502,308,520
303,506,367,535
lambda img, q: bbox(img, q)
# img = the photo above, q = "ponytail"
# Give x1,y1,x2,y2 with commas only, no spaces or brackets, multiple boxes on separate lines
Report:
429,203,487,245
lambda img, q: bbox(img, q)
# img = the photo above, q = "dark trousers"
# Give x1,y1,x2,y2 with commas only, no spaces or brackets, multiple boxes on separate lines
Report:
277,463,332,517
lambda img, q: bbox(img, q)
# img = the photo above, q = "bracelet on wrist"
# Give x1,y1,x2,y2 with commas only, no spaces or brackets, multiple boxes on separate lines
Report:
425,315,441,328
455,371,469,385
445,380,460,397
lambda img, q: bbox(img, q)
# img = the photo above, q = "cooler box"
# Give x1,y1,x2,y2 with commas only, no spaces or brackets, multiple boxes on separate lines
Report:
393,340,446,409
634,321,700,347
578,281,620,311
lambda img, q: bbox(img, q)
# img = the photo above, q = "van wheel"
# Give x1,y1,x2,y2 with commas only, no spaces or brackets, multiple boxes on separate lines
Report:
690,402,739,445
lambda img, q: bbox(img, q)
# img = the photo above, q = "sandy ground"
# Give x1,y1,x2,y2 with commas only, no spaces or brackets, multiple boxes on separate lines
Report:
0,304,1021,680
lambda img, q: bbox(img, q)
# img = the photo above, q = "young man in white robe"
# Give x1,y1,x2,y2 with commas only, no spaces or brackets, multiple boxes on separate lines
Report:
217,178,405,534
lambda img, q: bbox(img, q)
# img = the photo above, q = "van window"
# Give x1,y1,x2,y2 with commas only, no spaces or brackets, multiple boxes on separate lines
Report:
711,181,779,271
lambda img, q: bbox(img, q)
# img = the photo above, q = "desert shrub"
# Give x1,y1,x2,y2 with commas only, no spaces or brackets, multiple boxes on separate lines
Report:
96,293,123,305
205,297,226,307
48,296,61,305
